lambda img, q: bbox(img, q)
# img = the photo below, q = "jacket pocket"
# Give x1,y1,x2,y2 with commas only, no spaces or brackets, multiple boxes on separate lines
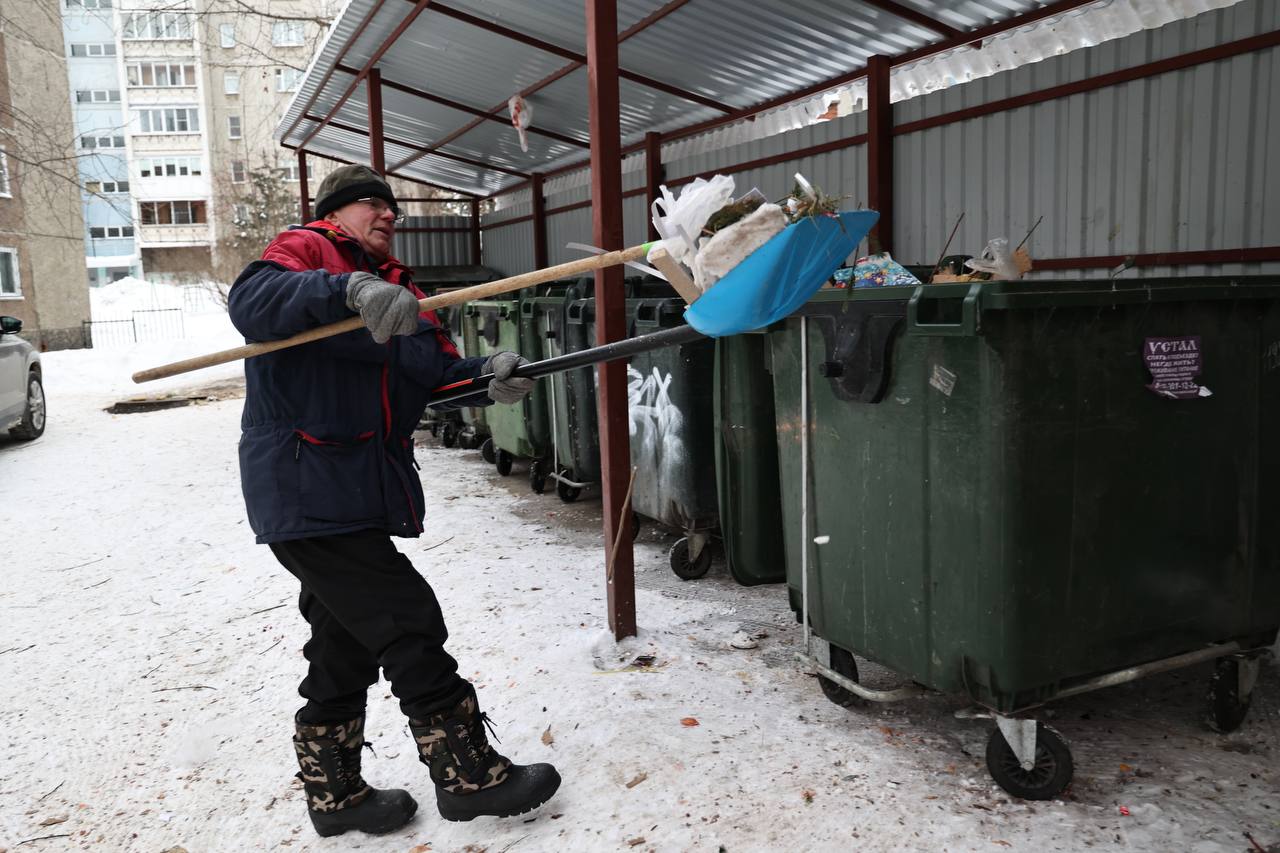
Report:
294,429,382,524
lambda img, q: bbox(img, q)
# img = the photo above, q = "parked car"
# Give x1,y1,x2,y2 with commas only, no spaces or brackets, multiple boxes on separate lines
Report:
0,315,44,441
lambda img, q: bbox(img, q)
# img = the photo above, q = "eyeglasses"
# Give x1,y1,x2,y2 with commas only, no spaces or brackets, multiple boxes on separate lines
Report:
355,197,405,224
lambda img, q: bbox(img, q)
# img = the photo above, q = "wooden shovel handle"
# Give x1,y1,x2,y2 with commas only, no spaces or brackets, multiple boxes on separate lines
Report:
132,242,653,384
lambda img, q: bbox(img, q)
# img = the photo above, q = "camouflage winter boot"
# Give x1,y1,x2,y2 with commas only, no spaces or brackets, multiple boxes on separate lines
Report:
408,683,561,821
293,713,418,837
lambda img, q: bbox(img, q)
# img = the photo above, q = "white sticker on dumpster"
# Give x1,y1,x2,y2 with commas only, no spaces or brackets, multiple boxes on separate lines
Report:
930,364,957,397
1144,336,1212,399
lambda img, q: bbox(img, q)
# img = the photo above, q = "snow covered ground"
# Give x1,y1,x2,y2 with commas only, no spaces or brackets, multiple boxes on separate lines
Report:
2,285,1278,852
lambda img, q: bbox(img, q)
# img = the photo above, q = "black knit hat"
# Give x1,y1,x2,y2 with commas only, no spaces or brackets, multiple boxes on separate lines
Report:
314,164,399,220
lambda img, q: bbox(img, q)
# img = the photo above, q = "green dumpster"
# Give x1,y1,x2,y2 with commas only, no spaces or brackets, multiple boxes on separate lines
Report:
714,333,786,585
770,278,1280,800
451,301,490,450
465,299,552,487
420,304,466,444
601,298,719,578
529,287,599,502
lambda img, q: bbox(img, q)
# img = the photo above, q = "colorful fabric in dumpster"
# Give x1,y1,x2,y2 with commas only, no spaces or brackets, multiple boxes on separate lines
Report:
683,210,879,337
843,252,921,289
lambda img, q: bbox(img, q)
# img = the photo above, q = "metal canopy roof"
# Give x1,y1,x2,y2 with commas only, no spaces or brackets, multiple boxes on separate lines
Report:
275,0,1112,196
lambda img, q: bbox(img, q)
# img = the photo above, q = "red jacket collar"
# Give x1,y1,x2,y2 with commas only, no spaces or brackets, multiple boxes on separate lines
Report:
302,219,409,276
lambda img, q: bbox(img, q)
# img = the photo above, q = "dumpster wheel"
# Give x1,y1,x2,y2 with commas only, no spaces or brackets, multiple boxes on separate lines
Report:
556,469,581,503
817,645,862,708
495,448,514,476
985,722,1073,801
441,423,458,448
669,537,712,580
480,437,496,465
530,459,548,494
1205,654,1261,734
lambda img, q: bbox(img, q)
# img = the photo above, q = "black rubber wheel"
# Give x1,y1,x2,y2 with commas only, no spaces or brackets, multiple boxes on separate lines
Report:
440,424,457,448
986,723,1073,801
495,448,514,476
817,644,861,708
529,459,548,494
1206,656,1256,734
480,437,496,465
669,537,712,580
556,470,581,503
11,372,45,440
428,423,439,437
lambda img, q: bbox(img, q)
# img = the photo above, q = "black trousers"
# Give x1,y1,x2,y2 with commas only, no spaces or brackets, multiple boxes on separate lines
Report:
270,529,465,724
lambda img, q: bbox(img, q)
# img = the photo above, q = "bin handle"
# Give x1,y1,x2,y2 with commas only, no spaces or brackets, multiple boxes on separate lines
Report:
906,282,983,336
635,300,660,328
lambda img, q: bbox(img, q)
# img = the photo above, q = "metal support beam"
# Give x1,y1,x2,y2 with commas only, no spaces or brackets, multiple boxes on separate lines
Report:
469,199,481,266
304,114,531,177
368,67,386,175
644,131,663,242
866,55,893,255
586,0,635,641
531,173,548,271
281,142,478,197
859,0,961,38
298,150,312,222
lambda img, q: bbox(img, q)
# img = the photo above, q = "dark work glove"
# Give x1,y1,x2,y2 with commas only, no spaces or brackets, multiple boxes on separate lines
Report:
345,271,420,344
483,351,535,404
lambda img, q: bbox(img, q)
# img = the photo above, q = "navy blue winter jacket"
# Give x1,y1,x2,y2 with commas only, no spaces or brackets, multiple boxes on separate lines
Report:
228,223,488,544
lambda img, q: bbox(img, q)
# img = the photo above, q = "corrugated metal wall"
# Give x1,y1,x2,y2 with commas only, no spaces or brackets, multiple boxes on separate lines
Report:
394,216,474,267
480,0,1278,278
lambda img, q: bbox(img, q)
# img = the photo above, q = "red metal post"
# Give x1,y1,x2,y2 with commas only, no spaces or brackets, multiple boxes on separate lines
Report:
586,0,635,640
531,173,548,271
368,67,386,175
298,150,312,222
866,54,893,255
469,198,481,266
644,131,663,242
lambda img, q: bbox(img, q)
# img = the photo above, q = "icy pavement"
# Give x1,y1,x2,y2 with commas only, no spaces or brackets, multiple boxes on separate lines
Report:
2,354,1278,852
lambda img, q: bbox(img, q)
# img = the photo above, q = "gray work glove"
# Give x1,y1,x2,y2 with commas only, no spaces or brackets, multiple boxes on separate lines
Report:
345,271,420,344
484,351,535,405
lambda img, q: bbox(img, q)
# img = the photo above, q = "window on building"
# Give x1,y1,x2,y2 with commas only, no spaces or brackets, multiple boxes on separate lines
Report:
79,135,127,149
76,89,121,103
122,11,192,40
278,158,312,183
70,43,117,57
0,249,19,297
139,200,207,226
88,225,135,239
0,150,10,198
231,160,246,183
136,107,200,134
227,115,242,139
274,67,303,93
224,72,240,95
232,203,249,223
138,157,202,178
219,23,235,48
65,0,113,9
85,180,129,194
271,21,305,46
126,61,198,87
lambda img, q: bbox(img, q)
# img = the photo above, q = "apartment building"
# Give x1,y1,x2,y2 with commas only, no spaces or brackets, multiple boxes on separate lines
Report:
1,2,90,350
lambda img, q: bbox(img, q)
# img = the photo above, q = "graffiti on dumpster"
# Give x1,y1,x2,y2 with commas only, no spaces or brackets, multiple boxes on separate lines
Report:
628,365,682,441
1144,336,1212,399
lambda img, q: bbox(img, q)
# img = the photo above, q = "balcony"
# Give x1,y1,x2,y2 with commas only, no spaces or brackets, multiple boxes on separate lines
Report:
131,134,203,154
138,224,210,247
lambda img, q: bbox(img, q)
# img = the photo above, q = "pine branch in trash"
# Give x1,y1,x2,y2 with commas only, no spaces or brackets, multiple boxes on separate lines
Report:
780,179,844,222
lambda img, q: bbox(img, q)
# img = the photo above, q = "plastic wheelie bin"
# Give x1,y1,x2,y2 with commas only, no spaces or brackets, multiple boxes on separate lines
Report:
714,332,786,585
420,304,466,444
465,298,552,488
529,287,600,503
449,300,490,451
607,298,719,579
769,278,1280,800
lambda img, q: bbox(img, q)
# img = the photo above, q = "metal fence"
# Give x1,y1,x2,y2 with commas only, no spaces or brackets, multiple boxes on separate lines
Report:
82,308,185,349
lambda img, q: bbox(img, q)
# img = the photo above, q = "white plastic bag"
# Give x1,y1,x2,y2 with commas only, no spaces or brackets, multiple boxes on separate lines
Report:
965,237,1022,280
648,175,736,266
508,94,531,153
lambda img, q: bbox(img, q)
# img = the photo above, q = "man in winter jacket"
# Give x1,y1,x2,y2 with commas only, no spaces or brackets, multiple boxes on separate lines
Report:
228,164,560,838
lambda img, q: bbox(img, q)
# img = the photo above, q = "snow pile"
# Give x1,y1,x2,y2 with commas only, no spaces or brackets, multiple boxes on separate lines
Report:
47,276,244,398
